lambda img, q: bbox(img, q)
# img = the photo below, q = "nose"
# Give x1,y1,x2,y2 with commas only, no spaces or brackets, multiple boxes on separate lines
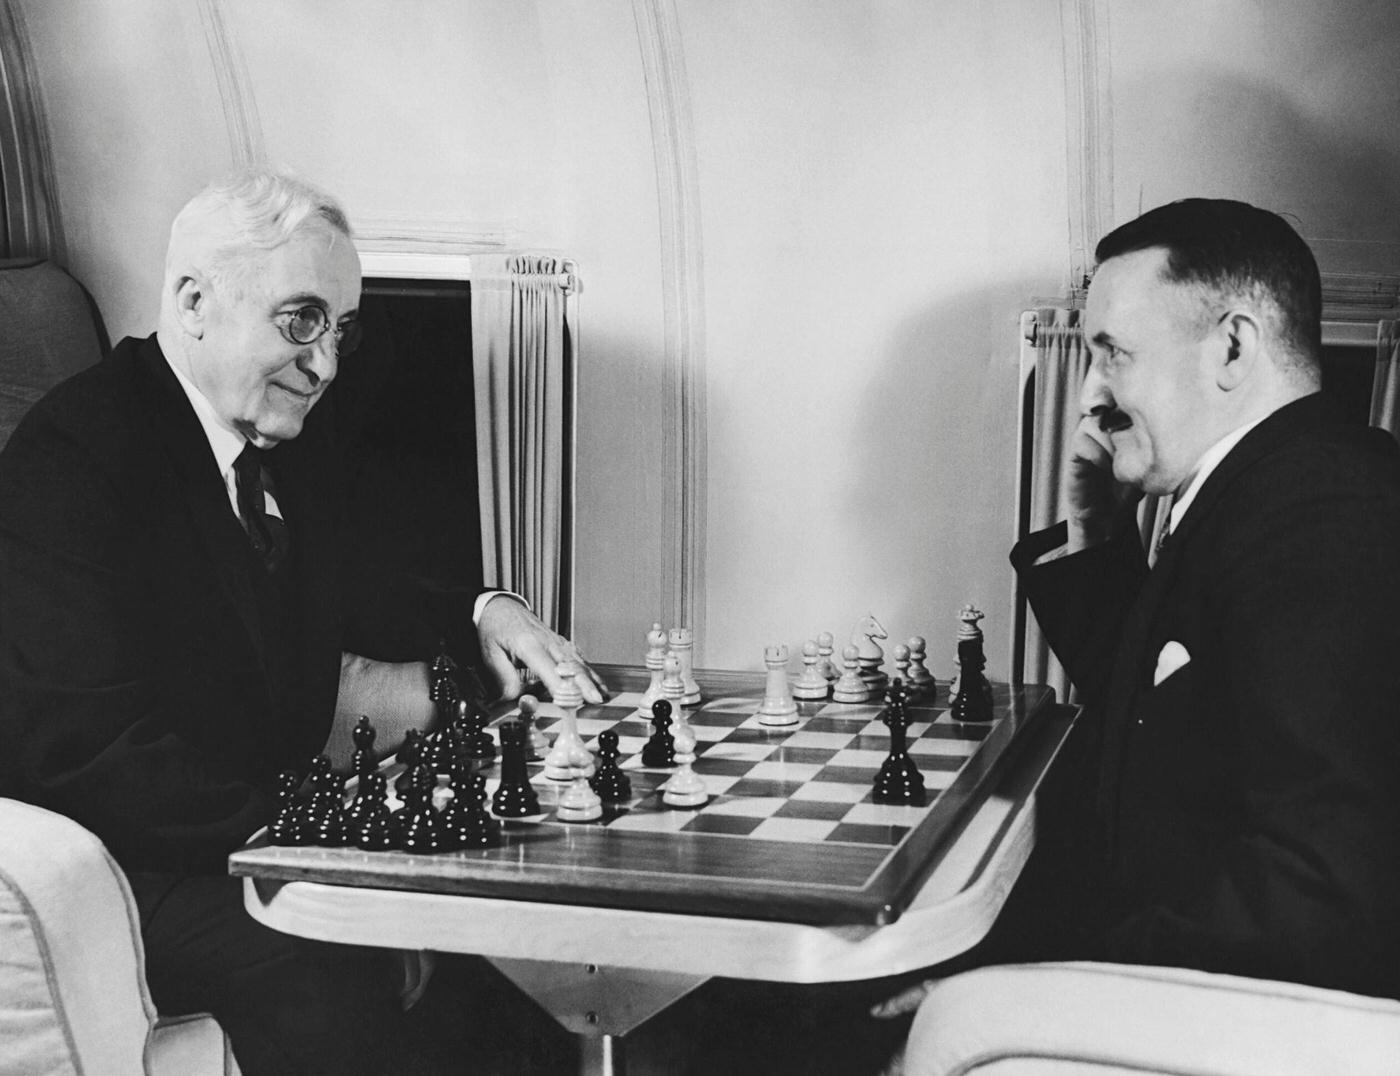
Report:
1079,359,1111,415
298,333,338,388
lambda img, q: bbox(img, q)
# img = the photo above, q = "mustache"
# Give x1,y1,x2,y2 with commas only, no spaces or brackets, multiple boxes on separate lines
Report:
1091,405,1132,433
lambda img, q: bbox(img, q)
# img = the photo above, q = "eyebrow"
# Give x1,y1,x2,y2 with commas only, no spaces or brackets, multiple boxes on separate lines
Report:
277,293,359,321
1090,330,1119,350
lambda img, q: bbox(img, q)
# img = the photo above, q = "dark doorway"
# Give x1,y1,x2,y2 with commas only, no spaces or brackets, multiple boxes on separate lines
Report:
333,279,481,589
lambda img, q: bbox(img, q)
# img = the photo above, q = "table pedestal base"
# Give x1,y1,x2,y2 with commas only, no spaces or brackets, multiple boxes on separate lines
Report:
490,957,706,1076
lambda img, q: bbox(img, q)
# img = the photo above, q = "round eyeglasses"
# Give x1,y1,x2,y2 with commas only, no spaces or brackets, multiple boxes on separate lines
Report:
273,306,363,357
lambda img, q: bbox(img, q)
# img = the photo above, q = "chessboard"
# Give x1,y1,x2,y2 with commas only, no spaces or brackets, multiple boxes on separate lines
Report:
229,670,1055,926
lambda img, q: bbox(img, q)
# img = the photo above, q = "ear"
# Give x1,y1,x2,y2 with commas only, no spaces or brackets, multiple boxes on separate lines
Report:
1213,309,1262,392
170,275,208,339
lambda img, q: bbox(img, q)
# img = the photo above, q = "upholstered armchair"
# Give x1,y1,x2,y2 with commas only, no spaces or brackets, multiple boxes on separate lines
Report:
0,258,240,1075
900,960,1400,1075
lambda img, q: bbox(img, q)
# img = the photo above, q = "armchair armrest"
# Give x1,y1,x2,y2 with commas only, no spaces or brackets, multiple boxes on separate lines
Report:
902,961,1400,1076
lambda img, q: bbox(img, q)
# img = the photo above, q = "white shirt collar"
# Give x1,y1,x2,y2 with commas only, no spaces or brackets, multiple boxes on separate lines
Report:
1168,413,1269,532
163,354,247,480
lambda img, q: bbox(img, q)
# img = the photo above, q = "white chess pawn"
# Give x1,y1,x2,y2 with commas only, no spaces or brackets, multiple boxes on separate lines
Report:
661,652,689,719
517,694,548,760
662,704,707,808
792,639,830,701
832,644,872,703
668,627,702,706
637,622,668,714
556,766,604,821
757,644,799,725
543,660,596,781
892,643,911,687
851,613,889,692
906,636,935,693
816,631,838,682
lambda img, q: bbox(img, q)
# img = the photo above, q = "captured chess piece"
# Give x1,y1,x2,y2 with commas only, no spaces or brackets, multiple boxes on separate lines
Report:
667,626,702,706
429,647,460,713
757,643,799,725
638,622,668,714
393,761,443,853
792,638,830,700
305,754,345,846
949,605,994,723
851,613,889,693
872,679,926,805
350,715,378,780
831,644,872,703
453,697,497,766
345,769,395,850
443,765,501,849
269,769,307,846
589,728,633,803
492,719,542,817
662,703,708,808
641,698,678,766
395,728,426,800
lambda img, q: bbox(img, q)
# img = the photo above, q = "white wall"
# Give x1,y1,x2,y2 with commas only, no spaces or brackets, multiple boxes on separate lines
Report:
18,0,1400,681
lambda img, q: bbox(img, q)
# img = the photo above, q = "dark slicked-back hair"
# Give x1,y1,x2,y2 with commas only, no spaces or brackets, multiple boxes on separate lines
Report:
1095,198,1322,368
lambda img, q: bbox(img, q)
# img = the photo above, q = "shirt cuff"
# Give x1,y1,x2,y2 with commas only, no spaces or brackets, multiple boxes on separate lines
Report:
473,590,530,625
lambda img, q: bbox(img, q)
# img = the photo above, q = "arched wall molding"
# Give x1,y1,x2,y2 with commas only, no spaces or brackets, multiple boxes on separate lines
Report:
1060,0,1114,292
197,0,265,167
0,0,63,260
632,0,708,648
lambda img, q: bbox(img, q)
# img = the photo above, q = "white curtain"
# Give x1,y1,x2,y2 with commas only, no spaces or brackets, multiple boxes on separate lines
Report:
1018,308,1167,702
471,255,577,635
1020,309,1089,701
1369,320,1400,438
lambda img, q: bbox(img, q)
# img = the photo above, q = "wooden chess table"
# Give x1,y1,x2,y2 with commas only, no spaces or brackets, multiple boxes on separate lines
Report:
230,665,1075,1075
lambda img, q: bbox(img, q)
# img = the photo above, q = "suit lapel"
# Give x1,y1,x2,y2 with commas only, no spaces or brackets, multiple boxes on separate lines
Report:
131,337,266,662
1096,393,1340,828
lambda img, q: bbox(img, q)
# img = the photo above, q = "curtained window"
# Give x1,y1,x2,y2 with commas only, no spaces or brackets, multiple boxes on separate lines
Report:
471,255,578,637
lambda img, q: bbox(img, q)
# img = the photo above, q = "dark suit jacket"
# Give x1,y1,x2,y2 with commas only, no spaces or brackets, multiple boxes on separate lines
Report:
1011,392,1400,999
0,335,482,874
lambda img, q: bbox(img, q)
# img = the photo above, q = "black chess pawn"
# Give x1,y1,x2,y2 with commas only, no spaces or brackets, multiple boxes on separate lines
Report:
950,639,994,723
455,698,497,765
269,768,306,846
393,762,443,853
589,729,633,803
429,647,460,707
640,699,677,767
304,755,346,846
394,728,426,799
873,680,927,806
350,715,378,780
492,720,541,817
345,770,395,850
445,769,502,849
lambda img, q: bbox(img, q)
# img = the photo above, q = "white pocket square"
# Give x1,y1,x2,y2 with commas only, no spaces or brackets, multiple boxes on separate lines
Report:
1153,641,1191,686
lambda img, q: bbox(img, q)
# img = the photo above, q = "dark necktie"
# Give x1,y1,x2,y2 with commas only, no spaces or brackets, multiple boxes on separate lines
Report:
234,444,290,572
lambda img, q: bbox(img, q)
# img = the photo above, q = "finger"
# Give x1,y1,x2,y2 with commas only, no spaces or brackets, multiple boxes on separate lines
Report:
484,645,525,702
869,981,933,1019
569,657,607,703
1071,416,1114,468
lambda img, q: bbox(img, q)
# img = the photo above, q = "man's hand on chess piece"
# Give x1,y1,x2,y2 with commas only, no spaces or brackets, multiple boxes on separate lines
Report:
476,594,607,704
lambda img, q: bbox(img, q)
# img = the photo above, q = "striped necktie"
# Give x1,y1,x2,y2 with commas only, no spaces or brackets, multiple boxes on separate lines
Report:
234,444,290,572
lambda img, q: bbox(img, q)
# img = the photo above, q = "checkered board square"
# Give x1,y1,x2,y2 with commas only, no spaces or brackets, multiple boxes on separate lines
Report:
232,678,1055,926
